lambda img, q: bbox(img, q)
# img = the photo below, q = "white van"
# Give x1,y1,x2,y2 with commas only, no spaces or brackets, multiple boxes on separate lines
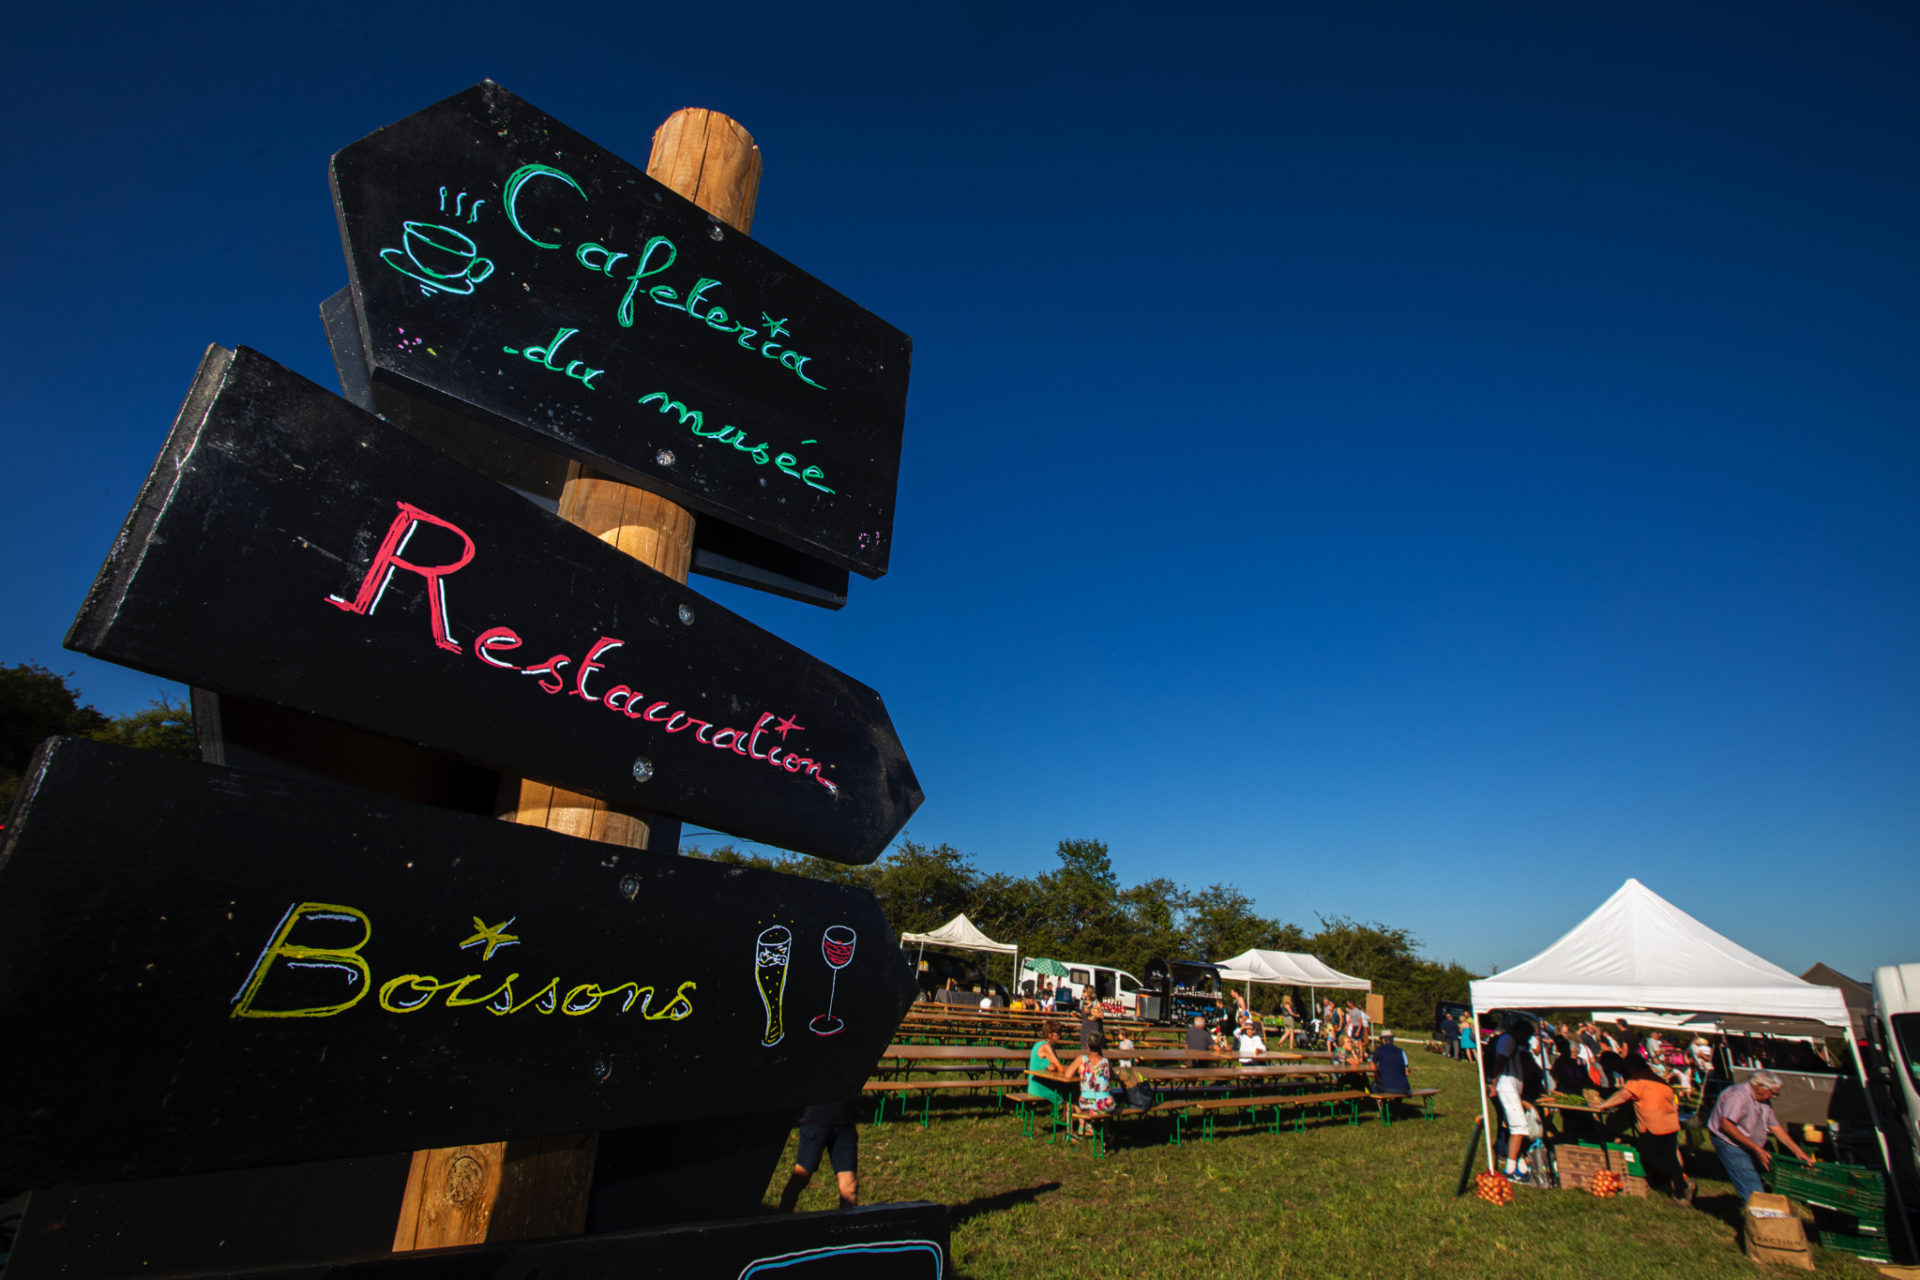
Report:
1018,961,1145,1015
1871,963,1920,1183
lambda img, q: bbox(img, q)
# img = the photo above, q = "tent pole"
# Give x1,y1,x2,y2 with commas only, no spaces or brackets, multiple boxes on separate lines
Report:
1844,1023,1916,1262
1474,1006,1498,1175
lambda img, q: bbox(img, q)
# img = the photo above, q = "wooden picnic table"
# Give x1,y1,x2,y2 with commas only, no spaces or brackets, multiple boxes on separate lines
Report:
1119,1049,1304,1063
1019,1065,1409,1152
882,1044,1027,1060
1138,1063,1373,1083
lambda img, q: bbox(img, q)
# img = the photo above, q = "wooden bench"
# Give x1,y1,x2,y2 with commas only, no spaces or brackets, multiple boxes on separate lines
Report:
862,1077,1020,1127
1065,1105,1116,1157
1367,1087,1441,1124
1001,1090,1058,1138
1147,1088,1366,1144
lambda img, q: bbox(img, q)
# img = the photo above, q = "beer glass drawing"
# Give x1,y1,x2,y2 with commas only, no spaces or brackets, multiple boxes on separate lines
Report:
754,925,793,1046
809,925,857,1037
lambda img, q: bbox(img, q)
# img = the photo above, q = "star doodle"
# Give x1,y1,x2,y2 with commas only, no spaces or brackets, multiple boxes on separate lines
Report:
773,714,805,740
458,916,520,961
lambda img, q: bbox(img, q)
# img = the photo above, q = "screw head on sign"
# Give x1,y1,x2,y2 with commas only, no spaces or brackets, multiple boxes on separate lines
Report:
618,874,641,900
632,757,654,782
677,604,695,625
592,1060,610,1082
656,449,675,467
708,222,725,241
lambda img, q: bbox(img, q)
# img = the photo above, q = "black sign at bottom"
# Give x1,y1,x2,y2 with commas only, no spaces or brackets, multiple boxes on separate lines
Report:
0,738,917,1189
173,1202,946,1280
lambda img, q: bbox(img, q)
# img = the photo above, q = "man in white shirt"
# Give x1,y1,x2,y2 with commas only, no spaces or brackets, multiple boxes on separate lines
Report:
1234,1016,1267,1064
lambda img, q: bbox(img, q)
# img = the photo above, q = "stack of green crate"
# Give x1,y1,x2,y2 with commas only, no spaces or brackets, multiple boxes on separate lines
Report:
1770,1161,1887,1259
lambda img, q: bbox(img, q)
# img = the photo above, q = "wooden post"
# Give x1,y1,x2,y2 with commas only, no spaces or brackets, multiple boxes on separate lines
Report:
392,108,763,1252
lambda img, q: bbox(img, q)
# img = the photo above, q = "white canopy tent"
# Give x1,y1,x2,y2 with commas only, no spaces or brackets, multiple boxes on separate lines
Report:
1217,949,1370,1030
1471,880,1852,1028
899,913,1019,988
1217,949,1370,992
1466,878,1903,1236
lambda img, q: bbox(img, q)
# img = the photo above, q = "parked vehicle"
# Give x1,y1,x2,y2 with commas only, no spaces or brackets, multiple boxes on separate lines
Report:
1016,960,1146,1015
1142,958,1226,1027
1871,963,1920,1185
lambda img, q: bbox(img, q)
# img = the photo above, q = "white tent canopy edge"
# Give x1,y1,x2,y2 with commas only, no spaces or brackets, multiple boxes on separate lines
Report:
899,913,1019,993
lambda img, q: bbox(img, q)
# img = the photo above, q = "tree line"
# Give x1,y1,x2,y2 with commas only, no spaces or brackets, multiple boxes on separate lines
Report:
691,835,1476,1027
1,663,197,813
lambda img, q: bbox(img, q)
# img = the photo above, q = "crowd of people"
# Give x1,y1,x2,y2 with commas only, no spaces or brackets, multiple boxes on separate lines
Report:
1468,1012,1820,1205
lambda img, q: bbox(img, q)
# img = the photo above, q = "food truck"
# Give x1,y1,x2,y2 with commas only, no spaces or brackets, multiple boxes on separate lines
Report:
1143,958,1226,1026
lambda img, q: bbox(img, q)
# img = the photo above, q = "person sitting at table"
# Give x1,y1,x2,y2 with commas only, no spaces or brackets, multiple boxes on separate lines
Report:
1028,1020,1070,1116
1598,1056,1692,1204
1064,1039,1117,1136
1234,1016,1267,1064
1332,1033,1367,1089
1369,1029,1411,1096
1184,1015,1211,1064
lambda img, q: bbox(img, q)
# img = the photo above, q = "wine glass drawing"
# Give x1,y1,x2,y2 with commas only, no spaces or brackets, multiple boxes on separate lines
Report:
809,925,858,1037
755,925,793,1046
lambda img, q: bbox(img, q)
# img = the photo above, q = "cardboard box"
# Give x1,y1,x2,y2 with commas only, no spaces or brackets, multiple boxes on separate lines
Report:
1743,1194,1813,1270
1554,1143,1606,1191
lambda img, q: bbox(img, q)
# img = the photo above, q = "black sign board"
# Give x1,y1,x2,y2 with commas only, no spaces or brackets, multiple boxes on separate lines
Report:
67,346,920,864
0,738,919,1188
90,1204,950,1280
331,82,910,580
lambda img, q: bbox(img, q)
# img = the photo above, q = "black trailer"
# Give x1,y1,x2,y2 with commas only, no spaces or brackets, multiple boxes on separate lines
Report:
1144,958,1228,1027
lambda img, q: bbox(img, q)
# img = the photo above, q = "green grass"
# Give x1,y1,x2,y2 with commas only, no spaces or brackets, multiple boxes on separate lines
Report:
762,1050,1889,1279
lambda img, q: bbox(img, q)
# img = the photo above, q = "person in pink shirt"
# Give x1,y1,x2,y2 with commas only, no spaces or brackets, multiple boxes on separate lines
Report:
1707,1071,1815,1200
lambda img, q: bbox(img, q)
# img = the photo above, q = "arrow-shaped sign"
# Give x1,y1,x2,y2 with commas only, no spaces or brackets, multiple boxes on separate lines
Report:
0,738,920,1188
331,82,911,581
68,346,921,864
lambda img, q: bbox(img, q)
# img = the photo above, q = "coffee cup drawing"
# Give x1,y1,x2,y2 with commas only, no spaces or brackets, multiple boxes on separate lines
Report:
380,221,495,296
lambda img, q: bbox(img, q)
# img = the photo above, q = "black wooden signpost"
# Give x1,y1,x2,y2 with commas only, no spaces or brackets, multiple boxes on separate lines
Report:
331,82,910,585
49,1202,953,1280
5,85,940,1280
0,738,917,1188
66,345,920,865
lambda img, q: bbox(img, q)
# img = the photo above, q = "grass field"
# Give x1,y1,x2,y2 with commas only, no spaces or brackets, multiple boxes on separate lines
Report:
762,1047,1891,1279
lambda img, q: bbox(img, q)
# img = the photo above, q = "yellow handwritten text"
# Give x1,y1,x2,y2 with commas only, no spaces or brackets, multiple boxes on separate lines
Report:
230,902,695,1022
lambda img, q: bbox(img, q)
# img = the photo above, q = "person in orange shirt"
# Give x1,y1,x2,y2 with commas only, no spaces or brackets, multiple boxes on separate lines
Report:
1599,1057,1691,1203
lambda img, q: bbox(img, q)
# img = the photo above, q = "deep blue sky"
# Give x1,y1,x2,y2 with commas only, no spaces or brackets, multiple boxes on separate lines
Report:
6,3,1915,981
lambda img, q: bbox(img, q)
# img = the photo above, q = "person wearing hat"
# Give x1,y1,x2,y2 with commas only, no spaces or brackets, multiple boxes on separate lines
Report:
1370,1029,1411,1096
1234,1015,1267,1064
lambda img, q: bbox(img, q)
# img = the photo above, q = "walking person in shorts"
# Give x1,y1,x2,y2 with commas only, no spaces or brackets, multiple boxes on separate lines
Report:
778,1098,859,1210
1489,1018,1533,1179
